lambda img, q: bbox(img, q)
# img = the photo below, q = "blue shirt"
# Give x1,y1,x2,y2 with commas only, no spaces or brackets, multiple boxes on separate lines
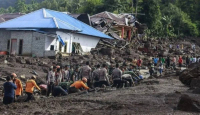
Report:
3,82,17,98
154,58,159,64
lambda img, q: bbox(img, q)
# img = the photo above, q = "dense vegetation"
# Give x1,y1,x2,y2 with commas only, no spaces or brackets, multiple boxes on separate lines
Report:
0,0,199,37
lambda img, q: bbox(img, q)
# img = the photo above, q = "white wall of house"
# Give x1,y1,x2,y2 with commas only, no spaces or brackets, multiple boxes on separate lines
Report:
56,31,100,53
0,30,11,52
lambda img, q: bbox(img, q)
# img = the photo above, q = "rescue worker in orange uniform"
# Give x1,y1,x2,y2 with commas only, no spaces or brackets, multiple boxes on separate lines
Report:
68,77,89,93
11,73,23,98
25,75,41,102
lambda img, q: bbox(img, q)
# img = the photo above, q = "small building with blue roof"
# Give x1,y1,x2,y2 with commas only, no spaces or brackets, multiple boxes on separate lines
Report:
0,8,113,57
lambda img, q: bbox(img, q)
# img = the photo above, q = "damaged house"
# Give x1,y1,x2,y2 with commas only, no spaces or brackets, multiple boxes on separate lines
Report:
90,11,136,41
0,8,113,57
0,13,24,23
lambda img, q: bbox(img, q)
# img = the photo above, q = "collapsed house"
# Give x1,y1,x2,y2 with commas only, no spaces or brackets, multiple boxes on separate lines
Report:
0,8,113,57
0,13,24,23
90,11,136,41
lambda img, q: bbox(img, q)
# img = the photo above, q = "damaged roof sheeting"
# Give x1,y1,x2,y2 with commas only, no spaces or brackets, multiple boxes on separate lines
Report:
90,11,136,40
0,13,24,23
91,11,136,26
0,8,113,39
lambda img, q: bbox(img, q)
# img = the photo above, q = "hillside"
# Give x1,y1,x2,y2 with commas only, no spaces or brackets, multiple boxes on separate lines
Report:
0,0,43,8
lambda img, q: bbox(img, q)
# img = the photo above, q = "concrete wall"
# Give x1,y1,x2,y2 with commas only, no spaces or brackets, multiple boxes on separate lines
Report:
0,30,11,52
0,30,56,57
56,31,100,53
11,31,33,55
31,32,46,57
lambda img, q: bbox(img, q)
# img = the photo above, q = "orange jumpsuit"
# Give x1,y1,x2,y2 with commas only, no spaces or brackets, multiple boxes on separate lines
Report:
15,78,23,96
25,79,41,93
70,81,89,90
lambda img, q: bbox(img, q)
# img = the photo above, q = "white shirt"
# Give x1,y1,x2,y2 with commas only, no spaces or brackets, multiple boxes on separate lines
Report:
192,58,197,63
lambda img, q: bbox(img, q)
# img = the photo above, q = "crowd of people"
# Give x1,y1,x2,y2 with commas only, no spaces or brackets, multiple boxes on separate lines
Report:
2,53,199,105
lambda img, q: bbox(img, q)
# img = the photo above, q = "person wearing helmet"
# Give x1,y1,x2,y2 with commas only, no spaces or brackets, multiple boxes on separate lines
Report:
24,75,41,102
68,77,89,93
11,73,23,98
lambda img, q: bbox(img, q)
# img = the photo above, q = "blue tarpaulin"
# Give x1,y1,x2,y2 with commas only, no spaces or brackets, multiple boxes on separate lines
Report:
57,35,65,46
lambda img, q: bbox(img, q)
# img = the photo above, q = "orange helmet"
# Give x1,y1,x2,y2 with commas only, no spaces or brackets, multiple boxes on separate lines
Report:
11,73,17,78
82,77,87,82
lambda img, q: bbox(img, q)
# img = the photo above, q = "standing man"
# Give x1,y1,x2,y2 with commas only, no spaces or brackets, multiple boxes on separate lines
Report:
64,65,70,82
173,56,177,70
25,75,41,102
11,73,23,98
166,56,170,68
92,64,101,88
112,64,122,88
186,56,190,68
137,57,142,71
132,57,137,70
2,76,17,105
80,61,92,88
178,56,183,70
99,64,110,87
71,67,80,82
153,57,159,66
47,66,56,97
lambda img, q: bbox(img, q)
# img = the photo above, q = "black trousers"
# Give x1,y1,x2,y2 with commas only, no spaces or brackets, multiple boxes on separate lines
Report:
99,81,109,87
47,82,54,97
87,79,92,88
112,80,122,88
25,92,34,102
68,87,80,94
3,96,14,105
93,82,99,87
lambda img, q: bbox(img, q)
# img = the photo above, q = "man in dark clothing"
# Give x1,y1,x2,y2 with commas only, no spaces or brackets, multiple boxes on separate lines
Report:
166,56,170,68
99,64,110,87
52,86,68,97
112,63,122,88
92,64,101,88
186,56,190,68
2,76,17,105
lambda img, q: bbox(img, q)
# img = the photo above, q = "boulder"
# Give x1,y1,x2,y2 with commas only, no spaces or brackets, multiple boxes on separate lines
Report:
190,78,200,88
99,48,114,57
177,94,200,112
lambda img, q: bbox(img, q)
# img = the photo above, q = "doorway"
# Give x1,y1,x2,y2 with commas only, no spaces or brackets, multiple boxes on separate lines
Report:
11,39,17,55
19,39,23,55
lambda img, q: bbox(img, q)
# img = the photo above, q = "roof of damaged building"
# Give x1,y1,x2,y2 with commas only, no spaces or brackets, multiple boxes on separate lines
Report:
90,11,135,26
0,8,113,39
0,13,24,23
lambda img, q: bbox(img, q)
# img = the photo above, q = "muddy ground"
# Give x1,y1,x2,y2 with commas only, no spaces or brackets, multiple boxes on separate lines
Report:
0,72,199,115
0,38,200,115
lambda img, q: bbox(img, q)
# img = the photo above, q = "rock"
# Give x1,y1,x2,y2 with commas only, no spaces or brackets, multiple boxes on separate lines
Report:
192,88,200,94
177,94,200,112
179,66,200,86
99,48,114,57
16,57,26,64
190,78,200,88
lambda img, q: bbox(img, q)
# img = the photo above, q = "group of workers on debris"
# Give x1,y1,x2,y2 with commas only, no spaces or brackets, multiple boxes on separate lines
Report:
2,51,199,105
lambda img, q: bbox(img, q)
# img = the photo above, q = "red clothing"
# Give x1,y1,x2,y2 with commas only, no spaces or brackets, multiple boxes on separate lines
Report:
178,58,183,64
137,59,142,66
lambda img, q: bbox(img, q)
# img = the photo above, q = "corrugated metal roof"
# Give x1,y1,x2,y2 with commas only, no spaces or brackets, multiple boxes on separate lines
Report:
0,8,113,39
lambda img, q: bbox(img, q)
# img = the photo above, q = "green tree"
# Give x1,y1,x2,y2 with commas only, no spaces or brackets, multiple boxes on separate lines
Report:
139,0,162,36
15,0,27,13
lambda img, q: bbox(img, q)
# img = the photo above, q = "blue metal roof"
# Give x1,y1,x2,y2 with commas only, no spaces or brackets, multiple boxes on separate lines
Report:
0,8,113,39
